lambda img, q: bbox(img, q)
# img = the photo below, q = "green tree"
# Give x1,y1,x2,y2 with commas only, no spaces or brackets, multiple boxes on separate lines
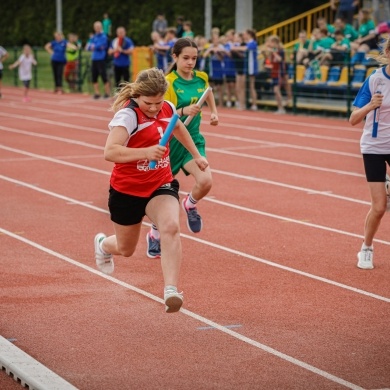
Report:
0,0,326,46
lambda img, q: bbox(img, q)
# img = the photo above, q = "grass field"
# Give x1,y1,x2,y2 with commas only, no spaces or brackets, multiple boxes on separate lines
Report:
1,46,154,96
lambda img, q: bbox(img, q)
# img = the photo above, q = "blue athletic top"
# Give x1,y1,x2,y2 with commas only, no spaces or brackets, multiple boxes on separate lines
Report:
87,33,108,61
111,37,134,67
50,40,67,63
245,39,258,76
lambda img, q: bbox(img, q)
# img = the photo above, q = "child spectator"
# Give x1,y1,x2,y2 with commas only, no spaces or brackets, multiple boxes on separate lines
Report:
64,33,81,92
317,17,336,36
182,21,195,39
202,34,227,107
292,30,310,65
350,8,379,64
102,13,112,37
319,29,350,66
333,18,359,42
230,32,246,110
9,44,37,102
223,29,237,107
264,35,290,114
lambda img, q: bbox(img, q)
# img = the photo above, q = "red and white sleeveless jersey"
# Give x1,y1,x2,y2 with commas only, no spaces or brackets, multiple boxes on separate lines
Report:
108,99,176,197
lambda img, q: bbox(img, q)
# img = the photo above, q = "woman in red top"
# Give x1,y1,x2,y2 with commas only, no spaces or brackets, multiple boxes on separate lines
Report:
94,67,208,313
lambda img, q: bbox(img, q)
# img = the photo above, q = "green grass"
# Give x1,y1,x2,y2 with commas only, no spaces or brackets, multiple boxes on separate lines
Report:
2,47,123,95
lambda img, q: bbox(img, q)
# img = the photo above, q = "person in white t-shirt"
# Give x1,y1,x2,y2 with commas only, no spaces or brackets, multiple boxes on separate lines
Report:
0,45,9,98
9,44,37,102
350,37,390,270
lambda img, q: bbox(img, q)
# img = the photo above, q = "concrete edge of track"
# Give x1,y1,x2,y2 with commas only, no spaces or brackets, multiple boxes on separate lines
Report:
0,336,78,390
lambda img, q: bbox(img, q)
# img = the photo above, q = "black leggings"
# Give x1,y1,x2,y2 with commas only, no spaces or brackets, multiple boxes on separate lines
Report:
51,60,65,88
114,66,130,87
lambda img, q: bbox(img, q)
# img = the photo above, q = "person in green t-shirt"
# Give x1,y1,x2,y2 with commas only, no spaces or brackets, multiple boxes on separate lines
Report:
292,30,311,64
319,30,350,66
146,37,219,258
352,8,378,52
102,13,112,37
182,21,194,39
333,18,359,42
350,8,379,64
317,17,336,36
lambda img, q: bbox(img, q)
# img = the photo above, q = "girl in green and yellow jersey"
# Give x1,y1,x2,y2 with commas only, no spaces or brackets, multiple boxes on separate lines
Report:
146,38,219,258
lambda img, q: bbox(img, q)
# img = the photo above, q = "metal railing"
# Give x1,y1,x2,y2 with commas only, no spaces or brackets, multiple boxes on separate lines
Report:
256,3,335,48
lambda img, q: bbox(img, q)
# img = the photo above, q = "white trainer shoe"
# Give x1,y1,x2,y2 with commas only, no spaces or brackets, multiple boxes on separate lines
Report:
357,247,374,269
164,287,183,313
94,233,114,274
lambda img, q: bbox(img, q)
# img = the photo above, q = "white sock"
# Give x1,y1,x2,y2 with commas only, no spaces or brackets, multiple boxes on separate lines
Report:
361,243,373,251
185,193,198,209
150,224,160,240
164,285,177,293
99,239,110,255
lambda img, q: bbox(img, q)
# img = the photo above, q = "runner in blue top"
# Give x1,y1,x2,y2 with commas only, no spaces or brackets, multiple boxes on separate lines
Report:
108,26,134,88
349,37,390,270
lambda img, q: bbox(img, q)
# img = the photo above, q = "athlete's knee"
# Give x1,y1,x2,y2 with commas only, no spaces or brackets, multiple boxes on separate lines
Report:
196,174,212,192
160,219,180,237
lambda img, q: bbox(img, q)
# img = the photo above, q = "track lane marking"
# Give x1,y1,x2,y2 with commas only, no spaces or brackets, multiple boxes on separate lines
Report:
0,227,366,390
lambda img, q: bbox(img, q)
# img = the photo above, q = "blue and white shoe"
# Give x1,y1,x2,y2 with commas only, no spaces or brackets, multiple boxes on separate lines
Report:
146,232,161,258
181,195,203,233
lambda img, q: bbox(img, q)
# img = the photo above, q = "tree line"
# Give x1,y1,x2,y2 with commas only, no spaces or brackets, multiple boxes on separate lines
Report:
0,0,325,47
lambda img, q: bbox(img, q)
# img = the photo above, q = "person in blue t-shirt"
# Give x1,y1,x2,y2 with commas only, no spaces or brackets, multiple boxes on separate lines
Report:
108,26,135,88
45,31,77,94
243,29,259,111
86,21,111,99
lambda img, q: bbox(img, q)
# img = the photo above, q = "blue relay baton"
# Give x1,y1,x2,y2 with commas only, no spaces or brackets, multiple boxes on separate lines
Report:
372,90,381,138
149,113,180,169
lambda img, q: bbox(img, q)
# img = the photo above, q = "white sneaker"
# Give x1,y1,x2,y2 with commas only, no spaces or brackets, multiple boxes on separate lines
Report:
94,233,114,274
164,286,183,313
357,247,374,269
226,101,232,108
274,108,286,114
250,104,258,111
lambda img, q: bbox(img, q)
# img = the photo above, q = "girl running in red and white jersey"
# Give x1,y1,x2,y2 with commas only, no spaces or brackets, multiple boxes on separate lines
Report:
94,67,208,313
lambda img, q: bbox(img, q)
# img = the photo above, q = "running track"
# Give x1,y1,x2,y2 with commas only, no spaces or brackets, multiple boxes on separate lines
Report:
0,86,389,390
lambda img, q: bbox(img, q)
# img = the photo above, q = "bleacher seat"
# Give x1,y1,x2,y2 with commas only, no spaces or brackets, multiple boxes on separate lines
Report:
303,65,329,85
326,66,341,83
351,65,366,88
327,66,348,86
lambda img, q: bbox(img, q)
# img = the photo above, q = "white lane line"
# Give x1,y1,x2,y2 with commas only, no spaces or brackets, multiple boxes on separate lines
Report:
0,336,78,389
1,174,389,303
0,141,368,206
0,228,365,390
0,112,360,149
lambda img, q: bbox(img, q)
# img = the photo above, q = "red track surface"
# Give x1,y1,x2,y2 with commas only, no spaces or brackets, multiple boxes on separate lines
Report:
1,86,389,390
